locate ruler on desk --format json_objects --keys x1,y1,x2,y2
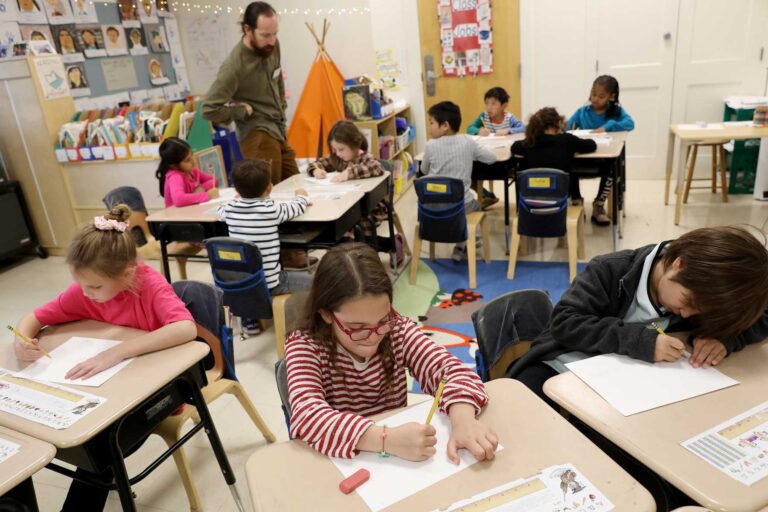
[{"x1": 443, "y1": 478, "x2": 546, "y2": 511}]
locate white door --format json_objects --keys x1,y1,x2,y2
[
  {"x1": 586, "y1": 0, "x2": 679, "y2": 179},
  {"x1": 671, "y1": 0, "x2": 768, "y2": 175}
]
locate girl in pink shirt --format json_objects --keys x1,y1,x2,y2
[
  {"x1": 156, "y1": 137, "x2": 220, "y2": 207},
  {"x1": 13, "y1": 204, "x2": 196, "y2": 511}
]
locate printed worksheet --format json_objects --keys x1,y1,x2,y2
[
  {"x1": 0, "y1": 369, "x2": 105, "y2": 429},
  {"x1": 0, "y1": 437, "x2": 20, "y2": 464},
  {"x1": 682, "y1": 400, "x2": 768, "y2": 486},
  {"x1": 435, "y1": 464, "x2": 613, "y2": 512}
]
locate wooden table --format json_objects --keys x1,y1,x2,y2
[
  {"x1": 544, "y1": 339, "x2": 768, "y2": 512},
  {"x1": 0, "y1": 427, "x2": 54, "y2": 496},
  {"x1": 244, "y1": 379, "x2": 655, "y2": 511},
  {"x1": 0, "y1": 320, "x2": 241, "y2": 511},
  {"x1": 665, "y1": 121, "x2": 768, "y2": 225}
]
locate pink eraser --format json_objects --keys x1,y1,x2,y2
[{"x1": 339, "y1": 469, "x2": 370, "y2": 494}]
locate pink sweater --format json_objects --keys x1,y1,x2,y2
[
  {"x1": 34, "y1": 263, "x2": 193, "y2": 331},
  {"x1": 163, "y1": 168, "x2": 217, "y2": 207}
]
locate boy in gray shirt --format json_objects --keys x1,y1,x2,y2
[{"x1": 422, "y1": 101, "x2": 497, "y2": 260}]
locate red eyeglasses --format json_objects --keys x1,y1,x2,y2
[{"x1": 331, "y1": 307, "x2": 398, "y2": 341}]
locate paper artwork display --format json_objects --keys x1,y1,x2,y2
[
  {"x1": 566, "y1": 352, "x2": 739, "y2": 416},
  {"x1": 163, "y1": 16, "x2": 184, "y2": 67},
  {"x1": 0, "y1": 368, "x2": 105, "y2": 429},
  {"x1": 195, "y1": 146, "x2": 227, "y2": 187},
  {"x1": 0, "y1": 21, "x2": 21, "y2": 58},
  {"x1": 438, "y1": 0, "x2": 493, "y2": 77},
  {"x1": 332, "y1": 399, "x2": 504, "y2": 512},
  {"x1": 51, "y1": 24, "x2": 82, "y2": 62},
  {"x1": 16, "y1": 0, "x2": 45, "y2": 24},
  {"x1": 437, "y1": 464, "x2": 613, "y2": 512},
  {"x1": 117, "y1": 0, "x2": 139, "y2": 27},
  {"x1": 28, "y1": 38, "x2": 54, "y2": 54},
  {"x1": 101, "y1": 56, "x2": 137, "y2": 90},
  {"x1": 20, "y1": 23, "x2": 51, "y2": 43},
  {"x1": 65, "y1": 62, "x2": 88, "y2": 96},
  {"x1": 183, "y1": 13, "x2": 228, "y2": 77},
  {"x1": 102, "y1": 24, "x2": 127, "y2": 56},
  {"x1": 126, "y1": 26, "x2": 146, "y2": 55},
  {"x1": 137, "y1": 0, "x2": 156, "y2": 23},
  {"x1": 68, "y1": 0, "x2": 94, "y2": 23},
  {"x1": 0, "y1": 437, "x2": 20, "y2": 464},
  {"x1": 76, "y1": 24, "x2": 105, "y2": 57},
  {"x1": 374, "y1": 48, "x2": 406, "y2": 90},
  {"x1": 147, "y1": 56, "x2": 168, "y2": 84},
  {"x1": 32, "y1": 53, "x2": 69, "y2": 98},
  {"x1": 41, "y1": 0, "x2": 72, "y2": 24},
  {"x1": 683, "y1": 400, "x2": 768, "y2": 486},
  {"x1": 0, "y1": 0, "x2": 19, "y2": 22},
  {"x1": 144, "y1": 23, "x2": 166, "y2": 52}
]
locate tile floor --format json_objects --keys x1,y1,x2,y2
[{"x1": 0, "y1": 179, "x2": 766, "y2": 511}]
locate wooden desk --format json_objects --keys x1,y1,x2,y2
[
  {"x1": 544, "y1": 339, "x2": 768, "y2": 512},
  {"x1": 0, "y1": 320, "x2": 240, "y2": 511},
  {"x1": 244, "y1": 379, "x2": 654, "y2": 511},
  {"x1": 0, "y1": 428, "x2": 54, "y2": 496},
  {"x1": 665, "y1": 121, "x2": 768, "y2": 225}
]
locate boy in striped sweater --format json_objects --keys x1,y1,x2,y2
[
  {"x1": 218, "y1": 160, "x2": 314, "y2": 303},
  {"x1": 285, "y1": 244, "x2": 497, "y2": 462}
]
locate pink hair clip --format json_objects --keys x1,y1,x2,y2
[{"x1": 93, "y1": 216, "x2": 129, "y2": 232}]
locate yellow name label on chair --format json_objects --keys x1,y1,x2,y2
[
  {"x1": 217, "y1": 249, "x2": 243, "y2": 261},
  {"x1": 426, "y1": 183, "x2": 448, "y2": 193},
  {"x1": 528, "y1": 177, "x2": 551, "y2": 188}
]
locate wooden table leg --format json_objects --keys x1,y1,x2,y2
[
  {"x1": 664, "y1": 130, "x2": 676, "y2": 205},
  {"x1": 674, "y1": 139, "x2": 690, "y2": 225}
]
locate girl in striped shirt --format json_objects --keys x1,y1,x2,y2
[{"x1": 285, "y1": 244, "x2": 498, "y2": 463}]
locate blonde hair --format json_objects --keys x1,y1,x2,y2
[{"x1": 66, "y1": 204, "x2": 137, "y2": 278}]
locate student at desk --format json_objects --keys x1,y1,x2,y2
[
  {"x1": 507, "y1": 226, "x2": 768, "y2": 400},
  {"x1": 285, "y1": 244, "x2": 497, "y2": 463},
  {"x1": 12, "y1": 204, "x2": 196, "y2": 511},
  {"x1": 156, "y1": 137, "x2": 219, "y2": 207}
]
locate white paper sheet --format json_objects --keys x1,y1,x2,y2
[
  {"x1": 435, "y1": 463, "x2": 613, "y2": 512},
  {"x1": 682, "y1": 400, "x2": 768, "y2": 486},
  {"x1": 565, "y1": 352, "x2": 739, "y2": 416},
  {"x1": 677, "y1": 123, "x2": 725, "y2": 130},
  {"x1": 0, "y1": 368, "x2": 105, "y2": 429},
  {"x1": 201, "y1": 187, "x2": 238, "y2": 205},
  {"x1": 16, "y1": 337, "x2": 133, "y2": 387},
  {"x1": 303, "y1": 172, "x2": 349, "y2": 186},
  {"x1": 0, "y1": 437, "x2": 20, "y2": 464},
  {"x1": 331, "y1": 400, "x2": 503, "y2": 512}
]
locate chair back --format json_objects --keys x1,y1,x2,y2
[
  {"x1": 172, "y1": 280, "x2": 237, "y2": 380},
  {"x1": 516, "y1": 168, "x2": 570, "y2": 238},
  {"x1": 102, "y1": 186, "x2": 148, "y2": 213},
  {"x1": 471, "y1": 289, "x2": 552, "y2": 382},
  {"x1": 274, "y1": 359, "x2": 292, "y2": 432},
  {"x1": 414, "y1": 176, "x2": 467, "y2": 243},
  {"x1": 204, "y1": 237, "x2": 274, "y2": 320}
]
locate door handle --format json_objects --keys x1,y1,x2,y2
[{"x1": 424, "y1": 55, "x2": 436, "y2": 97}]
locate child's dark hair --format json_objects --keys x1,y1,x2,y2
[
  {"x1": 524, "y1": 107, "x2": 563, "y2": 148},
  {"x1": 428, "y1": 101, "x2": 461, "y2": 133},
  {"x1": 241, "y1": 1, "x2": 276, "y2": 34},
  {"x1": 156, "y1": 137, "x2": 192, "y2": 197},
  {"x1": 106, "y1": 26, "x2": 119, "y2": 35},
  {"x1": 67, "y1": 204, "x2": 136, "y2": 279},
  {"x1": 230, "y1": 159, "x2": 271, "y2": 198},
  {"x1": 661, "y1": 226, "x2": 768, "y2": 339},
  {"x1": 299, "y1": 244, "x2": 397, "y2": 389},
  {"x1": 484, "y1": 87, "x2": 510, "y2": 105},
  {"x1": 592, "y1": 75, "x2": 622, "y2": 119},
  {"x1": 326, "y1": 120, "x2": 367, "y2": 167}
]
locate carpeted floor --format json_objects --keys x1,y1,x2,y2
[{"x1": 394, "y1": 258, "x2": 586, "y2": 391}]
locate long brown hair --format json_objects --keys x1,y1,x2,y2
[
  {"x1": 327, "y1": 120, "x2": 368, "y2": 167},
  {"x1": 299, "y1": 243, "x2": 396, "y2": 388},
  {"x1": 661, "y1": 225, "x2": 768, "y2": 339},
  {"x1": 66, "y1": 204, "x2": 137, "y2": 280},
  {"x1": 524, "y1": 107, "x2": 563, "y2": 148}
]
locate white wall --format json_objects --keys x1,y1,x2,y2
[{"x1": 176, "y1": 0, "x2": 426, "y2": 152}]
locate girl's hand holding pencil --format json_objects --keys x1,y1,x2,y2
[{"x1": 7, "y1": 325, "x2": 51, "y2": 361}]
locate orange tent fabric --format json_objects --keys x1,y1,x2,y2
[{"x1": 287, "y1": 22, "x2": 345, "y2": 158}]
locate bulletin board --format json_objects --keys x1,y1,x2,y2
[{"x1": 438, "y1": 0, "x2": 493, "y2": 77}]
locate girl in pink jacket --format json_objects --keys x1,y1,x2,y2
[{"x1": 156, "y1": 137, "x2": 219, "y2": 207}]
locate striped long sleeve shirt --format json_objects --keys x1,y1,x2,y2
[
  {"x1": 421, "y1": 135, "x2": 497, "y2": 204},
  {"x1": 285, "y1": 315, "x2": 489, "y2": 458},
  {"x1": 217, "y1": 196, "x2": 308, "y2": 289}
]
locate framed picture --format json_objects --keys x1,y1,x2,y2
[{"x1": 194, "y1": 146, "x2": 227, "y2": 187}]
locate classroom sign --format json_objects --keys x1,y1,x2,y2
[{"x1": 438, "y1": 0, "x2": 492, "y2": 77}]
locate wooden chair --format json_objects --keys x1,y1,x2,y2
[
  {"x1": 682, "y1": 141, "x2": 728, "y2": 203},
  {"x1": 152, "y1": 323, "x2": 275, "y2": 512},
  {"x1": 507, "y1": 169, "x2": 585, "y2": 283}
]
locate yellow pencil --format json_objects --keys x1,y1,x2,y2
[
  {"x1": 425, "y1": 376, "x2": 448, "y2": 425},
  {"x1": 6, "y1": 325, "x2": 51, "y2": 358},
  {"x1": 650, "y1": 322, "x2": 666, "y2": 335},
  {"x1": 291, "y1": 175, "x2": 300, "y2": 189}
]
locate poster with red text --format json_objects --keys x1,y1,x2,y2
[{"x1": 439, "y1": 0, "x2": 492, "y2": 77}]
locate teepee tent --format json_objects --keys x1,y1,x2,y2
[{"x1": 287, "y1": 20, "x2": 345, "y2": 158}]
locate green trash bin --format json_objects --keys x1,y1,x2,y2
[{"x1": 723, "y1": 104, "x2": 759, "y2": 194}]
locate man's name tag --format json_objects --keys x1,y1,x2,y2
[{"x1": 272, "y1": 67, "x2": 281, "y2": 80}]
